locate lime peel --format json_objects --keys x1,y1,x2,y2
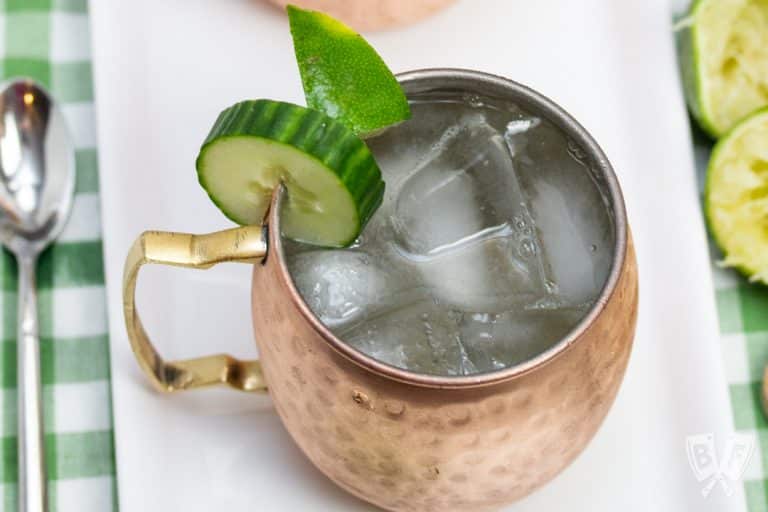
[{"x1": 287, "y1": 4, "x2": 411, "y2": 136}]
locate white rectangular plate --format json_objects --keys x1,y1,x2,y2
[{"x1": 90, "y1": 0, "x2": 747, "y2": 510}]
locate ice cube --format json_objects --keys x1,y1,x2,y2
[
  {"x1": 528, "y1": 179, "x2": 604, "y2": 304},
  {"x1": 289, "y1": 248, "x2": 427, "y2": 330},
  {"x1": 458, "y1": 305, "x2": 590, "y2": 373},
  {"x1": 392, "y1": 113, "x2": 526, "y2": 255},
  {"x1": 508, "y1": 118, "x2": 613, "y2": 306},
  {"x1": 408, "y1": 233, "x2": 550, "y2": 313},
  {"x1": 288, "y1": 250, "x2": 387, "y2": 329},
  {"x1": 339, "y1": 300, "x2": 476, "y2": 376},
  {"x1": 390, "y1": 113, "x2": 552, "y2": 312},
  {"x1": 503, "y1": 117, "x2": 541, "y2": 160}
]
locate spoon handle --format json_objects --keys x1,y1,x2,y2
[{"x1": 16, "y1": 255, "x2": 47, "y2": 512}]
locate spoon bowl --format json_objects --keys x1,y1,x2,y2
[{"x1": 0, "y1": 80, "x2": 74, "y2": 252}]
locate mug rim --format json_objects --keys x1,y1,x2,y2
[{"x1": 270, "y1": 67, "x2": 629, "y2": 389}]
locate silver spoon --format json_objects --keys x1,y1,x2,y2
[{"x1": 0, "y1": 79, "x2": 75, "y2": 512}]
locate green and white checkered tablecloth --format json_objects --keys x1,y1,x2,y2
[
  {"x1": 0, "y1": 1, "x2": 117, "y2": 510},
  {"x1": 690, "y1": 124, "x2": 768, "y2": 511}
]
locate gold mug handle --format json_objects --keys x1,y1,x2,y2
[{"x1": 122, "y1": 225, "x2": 269, "y2": 393}]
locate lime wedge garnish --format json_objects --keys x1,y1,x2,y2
[
  {"x1": 679, "y1": 0, "x2": 768, "y2": 137},
  {"x1": 287, "y1": 4, "x2": 411, "y2": 136},
  {"x1": 197, "y1": 100, "x2": 385, "y2": 247},
  {"x1": 706, "y1": 107, "x2": 768, "y2": 283}
]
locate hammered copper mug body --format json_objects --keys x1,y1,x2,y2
[{"x1": 123, "y1": 69, "x2": 638, "y2": 512}]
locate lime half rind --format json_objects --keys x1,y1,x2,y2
[
  {"x1": 678, "y1": 0, "x2": 768, "y2": 138},
  {"x1": 705, "y1": 107, "x2": 768, "y2": 284}
]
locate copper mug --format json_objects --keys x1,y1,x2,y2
[{"x1": 123, "y1": 69, "x2": 638, "y2": 511}]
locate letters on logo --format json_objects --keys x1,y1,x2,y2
[{"x1": 686, "y1": 432, "x2": 754, "y2": 497}]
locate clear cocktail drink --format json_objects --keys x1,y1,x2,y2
[{"x1": 286, "y1": 89, "x2": 615, "y2": 376}]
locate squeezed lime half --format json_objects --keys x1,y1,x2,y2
[
  {"x1": 679, "y1": 0, "x2": 768, "y2": 137},
  {"x1": 706, "y1": 107, "x2": 768, "y2": 283}
]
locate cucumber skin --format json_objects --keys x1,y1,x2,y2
[{"x1": 196, "y1": 100, "x2": 385, "y2": 245}]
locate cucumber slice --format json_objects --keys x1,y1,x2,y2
[
  {"x1": 196, "y1": 100, "x2": 385, "y2": 247},
  {"x1": 705, "y1": 107, "x2": 768, "y2": 284}
]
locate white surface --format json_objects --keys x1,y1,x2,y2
[{"x1": 89, "y1": 0, "x2": 745, "y2": 510}]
